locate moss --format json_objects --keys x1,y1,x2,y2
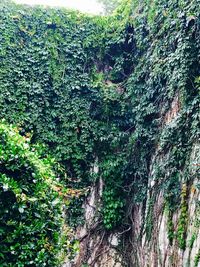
[
  {"x1": 145, "y1": 197, "x2": 155, "y2": 241},
  {"x1": 164, "y1": 173, "x2": 181, "y2": 245},
  {"x1": 194, "y1": 250, "x2": 200, "y2": 267},
  {"x1": 177, "y1": 184, "x2": 188, "y2": 250},
  {"x1": 167, "y1": 214, "x2": 174, "y2": 245},
  {"x1": 188, "y1": 233, "x2": 196, "y2": 249}
]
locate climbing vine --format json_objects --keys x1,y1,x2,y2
[{"x1": 0, "y1": 0, "x2": 199, "y2": 250}]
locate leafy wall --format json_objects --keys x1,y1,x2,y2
[
  {"x1": 0, "y1": 0, "x2": 135, "y2": 230},
  {"x1": 0, "y1": 0, "x2": 200, "y2": 265}
]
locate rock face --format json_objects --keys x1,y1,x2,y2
[
  {"x1": 69, "y1": 140, "x2": 200, "y2": 267},
  {"x1": 68, "y1": 178, "x2": 125, "y2": 267}
]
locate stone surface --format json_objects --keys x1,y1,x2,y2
[{"x1": 65, "y1": 143, "x2": 200, "y2": 267}]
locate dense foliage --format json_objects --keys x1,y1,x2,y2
[
  {"x1": 0, "y1": 0, "x2": 134, "y2": 230},
  {"x1": 0, "y1": 121, "x2": 66, "y2": 266},
  {"x1": 0, "y1": 1, "x2": 200, "y2": 265}
]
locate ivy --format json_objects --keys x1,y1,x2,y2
[
  {"x1": 177, "y1": 184, "x2": 188, "y2": 250},
  {"x1": 0, "y1": 0, "x2": 200, "y2": 248}
]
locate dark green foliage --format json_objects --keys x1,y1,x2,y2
[
  {"x1": 0, "y1": 0, "x2": 135, "y2": 230},
  {"x1": 165, "y1": 173, "x2": 181, "y2": 244},
  {"x1": 188, "y1": 233, "x2": 196, "y2": 249},
  {"x1": 145, "y1": 197, "x2": 155, "y2": 241},
  {"x1": 194, "y1": 250, "x2": 200, "y2": 267},
  {"x1": 126, "y1": 0, "x2": 200, "y2": 240},
  {"x1": 0, "y1": 3, "x2": 103, "y2": 186},
  {"x1": 177, "y1": 184, "x2": 188, "y2": 250},
  {"x1": 103, "y1": 187, "x2": 124, "y2": 229},
  {"x1": 0, "y1": 122, "x2": 66, "y2": 266},
  {"x1": 0, "y1": 0, "x2": 199, "y2": 242},
  {"x1": 66, "y1": 197, "x2": 85, "y2": 228}
]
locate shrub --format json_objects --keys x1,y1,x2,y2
[{"x1": 0, "y1": 121, "x2": 66, "y2": 266}]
